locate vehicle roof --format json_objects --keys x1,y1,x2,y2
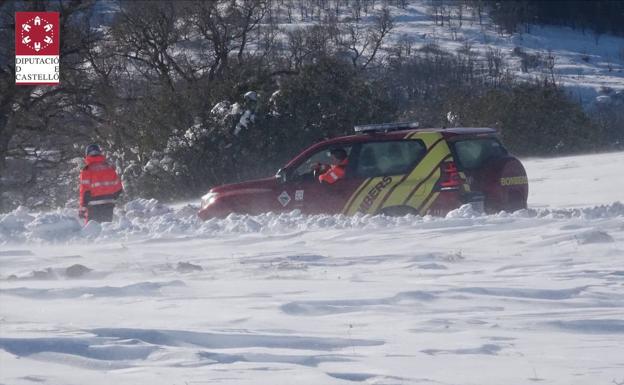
[
  {"x1": 284, "y1": 127, "x2": 498, "y2": 169},
  {"x1": 322, "y1": 127, "x2": 497, "y2": 145}
]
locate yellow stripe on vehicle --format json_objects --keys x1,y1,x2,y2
[
  {"x1": 366, "y1": 174, "x2": 408, "y2": 214},
  {"x1": 380, "y1": 139, "x2": 449, "y2": 210},
  {"x1": 344, "y1": 176, "x2": 389, "y2": 215},
  {"x1": 345, "y1": 131, "x2": 452, "y2": 216},
  {"x1": 419, "y1": 191, "x2": 440, "y2": 216},
  {"x1": 413, "y1": 132, "x2": 443, "y2": 149},
  {"x1": 404, "y1": 168, "x2": 441, "y2": 209},
  {"x1": 342, "y1": 177, "x2": 374, "y2": 214},
  {"x1": 355, "y1": 176, "x2": 396, "y2": 214}
]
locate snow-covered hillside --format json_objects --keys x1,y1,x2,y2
[
  {"x1": 378, "y1": 3, "x2": 624, "y2": 105},
  {"x1": 386, "y1": 3, "x2": 624, "y2": 104},
  {"x1": 1, "y1": 151, "x2": 623, "y2": 385},
  {"x1": 276, "y1": 1, "x2": 624, "y2": 105},
  {"x1": 95, "y1": 0, "x2": 624, "y2": 106}
]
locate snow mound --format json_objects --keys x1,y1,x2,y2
[
  {"x1": 6, "y1": 264, "x2": 93, "y2": 281},
  {"x1": 81, "y1": 220, "x2": 102, "y2": 238},
  {"x1": 575, "y1": 230, "x2": 615, "y2": 244},
  {"x1": 0, "y1": 206, "x2": 35, "y2": 242},
  {"x1": 445, "y1": 204, "x2": 483, "y2": 219},
  {"x1": 532, "y1": 201, "x2": 624, "y2": 219},
  {"x1": 25, "y1": 212, "x2": 82, "y2": 241},
  {"x1": 124, "y1": 198, "x2": 172, "y2": 218},
  {"x1": 1, "y1": 199, "x2": 623, "y2": 245}
]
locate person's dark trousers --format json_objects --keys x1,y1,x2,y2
[{"x1": 87, "y1": 203, "x2": 115, "y2": 223}]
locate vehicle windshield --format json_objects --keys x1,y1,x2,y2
[{"x1": 451, "y1": 138, "x2": 508, "y2": 170}]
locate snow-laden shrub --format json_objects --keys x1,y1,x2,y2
[{"x1": 112, "y1": 91, "x2": 260, "y2": 202}]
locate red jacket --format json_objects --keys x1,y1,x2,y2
[
  {"x1": 318, "y1": 159, "x2": 348, "y2": 184},
  {"x1": 79, "y1": 155, "x2": 123, "y2": 208}
]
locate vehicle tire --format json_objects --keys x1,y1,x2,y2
[
  {"x1": 380, "y1": 206, "x2": 418, "y2": 217},
  {"x1": 480, "y1": 157, "x2": 528, "y2": 213},
  {"x1": 506, "y1": 190, "x2": 527, "y2": 212}
]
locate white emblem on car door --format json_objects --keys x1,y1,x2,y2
[{"x1": 278, "y1": 191, "x2": 291, "y2": 207}]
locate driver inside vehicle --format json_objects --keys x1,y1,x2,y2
[{"x1": 313, "y1": 148, "x2": 349, "y2": 184}]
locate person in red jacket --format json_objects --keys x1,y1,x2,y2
[
  {"x1": 315, "y1": 148, "x2": 349, "y2": 184},
  {"x1": 79, "y1": 144, "x2": 123, "y2": 223}
]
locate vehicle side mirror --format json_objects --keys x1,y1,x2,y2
[{"x1": 275, "y1": 168, "x2": 287, "y2": 184}]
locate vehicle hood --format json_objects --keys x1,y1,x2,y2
[{"x1": 208, "y1": 177, "x2": 277, "y2": 195}]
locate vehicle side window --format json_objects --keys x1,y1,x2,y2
[
  {"x1": 292, "y1": 146, "x2": 353, "y2": 180},
  {"x1": 354, "y1": 140, "x2": 426, "y2": 178},
  {"x1": 452, "y1": 138, "x2": 508, "y2": 169}
]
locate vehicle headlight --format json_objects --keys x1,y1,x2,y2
[{"x1": 201, "y1": 192, "x2": 219, "y2": 208}]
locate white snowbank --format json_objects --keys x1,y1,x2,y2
[
  {"x1": 2, "y1": 151, "x2": 624, "y2": 245},
  {"x1": 26, "y1": 212, "x2": 82, "y2": 241},
  {"x1": 1, "y1": 199, "x2": 622, "y2": 245},
  {"x1": 0, "y1": 206, "x2": 34, "y2": 242}
]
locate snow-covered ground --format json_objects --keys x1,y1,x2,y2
[{"x1": 1, "y1": 151, "x2": 623, "y2": 385}]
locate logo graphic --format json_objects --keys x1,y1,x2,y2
[
  {"x1": 500, "y1": 176, "x2": 528, "y2": 186},
  {"x1": 359, "y1": 176, "x2": 393, "y2": 212},
  {"x1": 15, "y1": 12, "x2": 60, "y2": 85},
  {"x1": 295, "y1": 190, "x2": 304, "y2": 201},
  {"x1": 278, "y1": 191, "x2": 291, "y2": 207}
]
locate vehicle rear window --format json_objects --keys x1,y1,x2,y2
[
  {"x1": 355, "y1": 140, "x2": 426, "y2": 177},
  {"x1": 451, "y1": 138, "x2": 508, "y2": 170}
]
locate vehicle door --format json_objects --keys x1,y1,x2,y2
[
  {"x1": 278, "y1": 145, "x2": 363, "y2": 215},
  {"x1": 341, "y1": 139, "x2": 429, "y2": 215}
]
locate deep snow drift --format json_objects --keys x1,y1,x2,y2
[{"x1": 1, "y1": 151, "x2": 623, "y2": 385}]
